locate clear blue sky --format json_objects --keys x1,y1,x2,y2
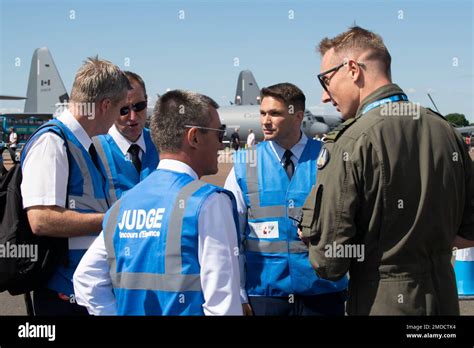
[{"x1": 1, "y1": 0, "x2": 473, "y2": 121}]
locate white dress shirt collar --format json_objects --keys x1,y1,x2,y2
[
  {"x1": 108, "y1": 124, "x2": 146, "y2": 156},
  {"x1": 157, "y1": 159, "x2": 198, "y2": 180},
  {"x1": 269, "y1": 131, "x2": 308, "y2": 163},
  {"x1": 57, "y1": 108, "x2": 92, "y2": 151}
]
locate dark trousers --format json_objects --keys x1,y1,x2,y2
[
  {"x1": 248, "y1": 291, "x2": 347, "y2": 316},
  {"x1": 0, "y1": 147, "x2": 7, "y2": 174},
  {"x1": 33, "y1": 287, "x2": 89, "y2": 316},
  {"x1": 0, "y1": 161, "x2": 6, "y2": 175},
  {"x1": 8, "y1": 146, "x2": 17, "y2": 163}
]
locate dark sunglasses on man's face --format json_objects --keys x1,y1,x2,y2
[{"x1": 120, "y1": 100, "x2": 148, "y2": 116}]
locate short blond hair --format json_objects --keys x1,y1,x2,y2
[
  {"x1": 318, "y1": 26, "x2": 391, "y2": 76},
  {"x1": 70, "y1": 56, "x2": 130, "y2": 104}
]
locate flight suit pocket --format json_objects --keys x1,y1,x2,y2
[{"x1": 300, "y1": 184, "x2": 323, "y2": 238}]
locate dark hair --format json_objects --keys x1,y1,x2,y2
[
  {"x1": 260, "y1": 83, "x2": 306, "y2": 113},
  {"x1": 150, "y1": 90, "x2": 219, "y2": 153},
  {"x1": 124, "y1": 71, "x2": 147, "y2": 99}
]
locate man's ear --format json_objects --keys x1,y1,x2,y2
[
  {"x1": 295, "y1": 110, "x2": 305, "y2": 122},
  {"x1": 349, "y1": 59, "x2": 362, "y2": 81},
  {"x1": 97, "y1": 98, "x2": 111, "y2": 116},
  {"x1": 186, "y1": 127, "x2": 200, "y2": 149}
]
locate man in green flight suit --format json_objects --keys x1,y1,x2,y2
[{"x1": 299, "y1": 26, "x2": 474, "y2": 315}]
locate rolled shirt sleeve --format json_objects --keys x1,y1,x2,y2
[{"x1": 21, "y1": 132, "x2": 69, "y2": 208}]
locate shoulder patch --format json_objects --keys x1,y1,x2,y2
[
  {"x1": 322, "y1": 117, "x2": 357, "y2": 143},
  {"x1": 317, "y1": 147, "x2": 330, "y2": 169}
]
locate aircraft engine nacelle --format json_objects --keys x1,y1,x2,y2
[{"x1": 308, "y1": 122, "x2": 330, "y2": 138}]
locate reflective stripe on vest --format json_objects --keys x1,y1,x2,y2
[
  {"x1": 92, "y1": 131, "x2": 159, "y2": 205},
  {"x1": 244, "y1": 149, "x2": 303, "y2": 254},
  {"x1": 245, "y1": 239, "x2": 308, "y2": 253},
  {"x1": 62, "y1": 135, "x2": 108, "y2": 250},
  {"x1": 245, "y1": 156, "x2": 302, "y2": 221},
  {"x1": 104, "y1": 180, "x2": 207, "y2": 292},
  {"x1": 92, "y1": 137, "x2": 119, "y2": 204}
]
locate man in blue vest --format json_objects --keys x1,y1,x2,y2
[
  {"x1": 73, "y1": 90, "x2": 243, "y2": 315},
  {"x1": 93, "y1": 71, "x2": 159, "y2": 204},
  {"x1": 225, "y1": 83, "x2": 348, "y2": 315},
  {"x1": 21, "y1": 57, "x2": 131, "y2": 315}
]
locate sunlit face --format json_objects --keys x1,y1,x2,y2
[
  {"x1": 260, "y1": 96, "x2": 300, "y2": 142},
  {"x1": 115, "y1": 79, "x2": 148, "y2": 142},
  {"x1": 320, "y1": 48, "x2": 360, "y2": 120}
]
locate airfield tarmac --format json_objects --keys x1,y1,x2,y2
[{"x1": 1, "y1": 149, "x2": 474, "y2": 315}]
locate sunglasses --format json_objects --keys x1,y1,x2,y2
[
  {"x1": 184, "y1": 124, "x2": 226, "y2": 143},
  {"x1": 120, "y1": 100, "x2": 148, "y2": 116},
  {"x1": 317, "y1": 59, "x2": 365, "y2": 93}
]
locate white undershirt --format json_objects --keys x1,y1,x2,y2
[
  {"x1": 107, "y1": 124, "x2": 146, "y2": 161},
  {"x1": 9, "y1": 132, "x2": 18, "y2": 146},
  {"x1": 73, "y1": 159, "x2": 243, "y2": 316},
  {"x1": 246, "y1": 132, "x2": 255, "y2": 147}
]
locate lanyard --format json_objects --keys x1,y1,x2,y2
[{"x1": 361, "y1": 94, "x2": 408, "y2": 115}]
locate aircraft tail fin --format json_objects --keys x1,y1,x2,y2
[
  {"x1": 24, "y1": 47, "x2": 69, "y2": 113},
  {"x1": 234, "y1": 70, "x2": 260, "y2": 105}
]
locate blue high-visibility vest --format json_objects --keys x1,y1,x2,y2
[
  {"x1": 233, "y1": 139, "x2": 348, "y2": 296},
  {"x1": 93, "y1": 128, "x2": 159, "y2": 204},
  {"x1": 103, "y1": 169, "x2": 239, "y2": 315},
  {"x1": 22, "y1": 119, "x2": 109, "y2": 297}
]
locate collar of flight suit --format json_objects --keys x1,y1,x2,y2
[{"x1": 355, "y1": 83, "x2": 405, "y2": 119}]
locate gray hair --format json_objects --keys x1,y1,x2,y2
[
  {"x1": 151, "y1": 90, "x2": 219, "y2": 153},
  {"x1": 70, "y1": 56, "x2": 131, "y2": 105}
]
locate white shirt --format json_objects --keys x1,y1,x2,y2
[
  {"x1": 246, "y1": 132, "x2": 255, "y2": 147},
  {"x1": 107, "y1": 124, "x2": 146, "y2": 161},
  {"x1": 73, "y1": 159, "x2": 243, "y2": 316},
  {"x1": 21, "y1": 109, "x2": 91, "y2": 208},
  {"x1": 224, "y1": 133, "x2": 309, "y2": 300},
  {"x1": 9, "y1": 132, "x2": 18, "y2": 146}
]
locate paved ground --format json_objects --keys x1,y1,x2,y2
[{"x1": 1, "y1": 149, "x2": 474, "y2": 315}]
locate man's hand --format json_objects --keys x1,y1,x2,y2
[
  {"x1": 242, "y1": 303, "x2": 253, "y2": 316},
  {"x1": 297, "y1": 228, "x2": 310, "y2": 246}
]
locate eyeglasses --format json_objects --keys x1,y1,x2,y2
[
  {"x1": 184, "y1": 124, "x2": 226, "y2": 143},
  {"x1": 317, "y1": 59, "x2": 364, "y2": 93},
  {"x1": 120, "y1": 100, "x2": 148, "y2": 116}
]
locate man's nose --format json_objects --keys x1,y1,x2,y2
[
  {"x1": 321, "y1": 89, "x2": 332, "y2": 104},
  {"x1": 129, "y1": 109, "x2": 138, "y2": 121},
  {"x1": 261, "y1": 113, "x2": 271, "y2": 125}
]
